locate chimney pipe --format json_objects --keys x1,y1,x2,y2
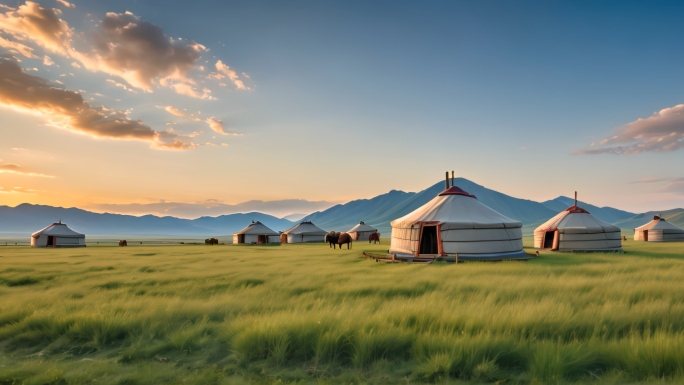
[
  {"x1": 445, "y1": 172, "x2": 449, "y2": 189},
  {"x1": 451, "y1": 170, "x2": 454, "y2": 187},
  {"x1": 574, "y1": 191, "x2": 577, "y2": 207}
]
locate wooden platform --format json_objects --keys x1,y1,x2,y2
[{"x1": 362, "y1": 252, "x2": 440, "y2": 264}]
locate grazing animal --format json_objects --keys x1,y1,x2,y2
[
  {"x1": 368, "y1": 232, "x2": 380, "y2": 244},
  {"x1": 325, "y1": 231, "x2": 340, "y2": 248},
  {"x1": 622, "y1": 235, "x2": 627, "y2": 241},
  {"x1": 205, "y1": 238, "x2": 219, "y2": 245},
  {"x1": 337, "y1": 232, "x2": 353, "y2": 249},
  {"x1": 535, "y1": 251, "x2": 540, "y2": 257},
  {"x1": 118, "y1": 240, "x2": 127, "y2": 247}
]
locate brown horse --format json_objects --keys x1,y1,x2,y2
[
  {"x1": 118, "y1": 240, "x2": 127, "y2": 247},
  {"x1": 205, "y1": 238, "x2": 219, "y2": 245},
  {"x1": 325, "y1": 231, "x2": 339, "y2": 248},
  {"x1": 368, "y1": 232, "x2": 380, "y2": 244},
  {"x1": 337, "y1": 232, "x2": 352, "y2": 249}
]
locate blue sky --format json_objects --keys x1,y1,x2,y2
[{"x1": 1, "y1": 0, "x2": 684, "y2": 216}]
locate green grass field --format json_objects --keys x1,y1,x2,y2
[{"x1": 1, "y1": 239, "x2": 684, "y2": 384}]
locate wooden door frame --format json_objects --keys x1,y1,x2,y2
[{"x1": 415, "y1": 221, "x2": 444, "y2": 257}]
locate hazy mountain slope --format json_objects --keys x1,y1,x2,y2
[
  {"x1": 301, "y1": 178, "x2": 558, "y2": 233},
  {"x1": 541, "y1": 196, "x2": 635, "y2": 223},
  {"x1": 613, "y1": 209, "x2": 684, "y2": 230},
  {"x1": 300, "y1": 190, "x2": 415, "y2": 232},
  {"x1": 0, "y1": 204, "x2": 292, "y2": 237}
]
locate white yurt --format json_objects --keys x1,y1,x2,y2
[
  {"x1": 281, "y1": 221, "x2": 327, "y2": 243},
  {"x1": 31, "y1": 222, "x2": 85, "y2": 248},
  {"x1": 347, "y1": 221, "x2": 378, "y2": 241},
  {"x1": 233, "y1": 221, "x2": 280, "y2": 244},
  {"x1": 534, "y1": 195, "x2": 622, "y2": 251},
  {"x1": 634, "y1": 216, "x2": 684, "y2": 242},
  {"x1": 389, "y1": 185, "x2": 527, "y2": 261}
]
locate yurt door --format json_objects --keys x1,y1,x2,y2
[
  {"x1": 643, "y1": 230, "x2": 648, "y2": 241},
  {"x1": 280, "y1": 233, "x2": 287, "y2": 243},
  {"x1": 419, "y1": 225, "x2": 438, "y2": 255},
  {"x1": 543, "y1": 232, "x2": 554, "y2": 249},
  {"x1": 47, "y1": 236, "x2": 55, "y2": 247},
  {"x1": 258, "y1": 235, "x2": 266, "y2": 244}
]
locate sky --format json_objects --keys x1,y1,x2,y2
[{"x1": 1, "y1": 0, "x2": 684, "y2": 217}]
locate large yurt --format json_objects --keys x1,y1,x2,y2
[
  {"x1": 347, "y1": 221, "x2": 378, "y2": 241},
  {"x1": 280, "y1": 221, "x2": 327, "y2": 243},
  {"x1": 31, "y1": 222, "x2": 85, "y2": 248},
  {"x1": 534, "y1": 194, "x2": 622, "y2": 251},
  {"x1": 634, "y1": 216, "x2": 684, "y2": 242},
  {"x1": 233, "y1": 221, "x2": 280, "y2": 244},
  {"x1": 389, "y1": 183, "x2": 527, "y2": 261}
]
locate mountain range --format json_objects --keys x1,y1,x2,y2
[{"x1": 1, "y1": 178, "x2": 682, "y2": 239}]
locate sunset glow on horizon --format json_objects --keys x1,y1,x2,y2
[{"x1": 2, "y1": 0, "x2": 684, "y2": 217}]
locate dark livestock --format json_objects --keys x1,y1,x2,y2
[
  {"x1": 205, "y1": 238, "x2": 219, "y2": 245},
  {"x1": 325, "y1": 231, "x2": 340, "y2": 248},
  {"x1": 337, "y1": 232, "x2": 353, "y2": 249},
  {"x1": 368, "y1": 232, "x2": 380, "y2": 244}
]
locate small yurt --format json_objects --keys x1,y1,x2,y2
[
  {"x1": 347, "y1": 221, "x2": 378, "y2": 241},
  {"x1": 634, "y1": 216, "x2": 684, "y2": 242},
  {"x1": 389, "y1": 180, "x2": 527, "y2": 261},
  {"x1": 534, "y1": 193, "x2": 622, "y2": 251},
  {"x1": 31, "y1": 222, "x2": 85, "y2": 248},
  {"x1": 280, "y1": 221, "x2": 327, "y2": 243},
  {"x1": 233, "y1": 221, "x2": 280, "y2": 244}
]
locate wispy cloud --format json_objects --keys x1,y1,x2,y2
[
  {"x1": 0, "y1": 59, "x2": 196, "y2": 150},
  {"x1": 575, "y1": 104, "x2": 684, "y2": 155},
  {"x1": 55, "y1": 0, "x2": 75, "y2": 8},
  {"x1": 0, "y1": 163, "x2": 54, "y2": 177},
  {"x1": 0, "y1": 35, "x2": 38, "y2": 58},
  {"x1": 163, "y1": 105, "x2": 200, "y2": 121},
  {"x1": 664, "y1": 178, "x2": 684, "y2": 195},
  {"x1": 205, "y1": 116, "x2": 241, "y2": 136},
  {"x1": 0, "y1": 186, "x2": 41, "y2": 194},
  {"x1": 213, "y1": 59, "x2": 248, "y2": 90}
]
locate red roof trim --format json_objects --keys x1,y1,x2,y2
[
  {"x1": 438, "y1": 186, "x2": 477, "y2": 199},
  {"x1": 565, "y1": 205, "x2": 590, "y2": 214}
]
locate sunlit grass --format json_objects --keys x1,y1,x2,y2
[{"x1": 1, "y1": 238, "x2": 684, "y2": 383}]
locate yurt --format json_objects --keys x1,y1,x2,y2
[
  {"x1": 389, "y1": 180, "x2": 527, "y2": 261},
  {"x1": 280, "y1": 221, "x2": 327, "y2": 243},
  {"x1": 233, "y1": 221, "x2": 280, "y2": 244},
  {"x1": 534, "y1": 194, "x2": 622, "y2": 251},
  {"x1": 31, "y1": 222, "x2": 85, "y2": 248},
  {"x1": 347, "y1": 221, "x2": 378, "y2": 241},
  {"x1": 634, "y1": 216, "x2": 684, "y2": 242}
]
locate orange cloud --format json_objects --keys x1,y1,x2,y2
[
  {"x1": 0, "y1": 186, "x2": 41, "y2": 194},
  {"x1": 0, "y1": 1, "x2": 72, "y2": 54},
  {"x1": 0, "y1": 59, "x2": 196, "y2": 150},
  {"x1": 0, "y1": 35, "x2": 38, "y2": 58},
  {"x1": 164, "y1": 105, "x2": 200, "y2": 121},
  {"x1": 205, "y1": 116, "x2": 241, "y2": 136},
  {"x1": 0, "y1": 163, "x2": 54, "y2": 177},
  {"x1": 214, "y1": 59, "x2": 247, "y2": 90},
  {"x1": 576, "y1": 104, "x2": 684, "y2": 155}
]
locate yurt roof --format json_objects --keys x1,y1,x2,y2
[
  {"x1": 283, "y1": 221, "x2": 327, "y2": 235},
  {"x1": 234, "y1": 221, "x2": 278, "y2": 235},
  {"x1": 31, "y1": 222, "x2": 84, "y2": 238},
  {"x1": 391, "y1": 186, "x2": 521, "y2": 230},
  {"x1": 635, "y1": 216, "x2": 684, "y2": 233},
  {"x1": 347, "y1": 221, "x2": 377, "y2": 233},
  {"x1": 535, "y1": 206, "x2": 620, "y2": 234}
]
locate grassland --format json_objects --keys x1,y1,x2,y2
[{"x1": 1, "y1": 239, "x2": 684, "y2": 384}]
